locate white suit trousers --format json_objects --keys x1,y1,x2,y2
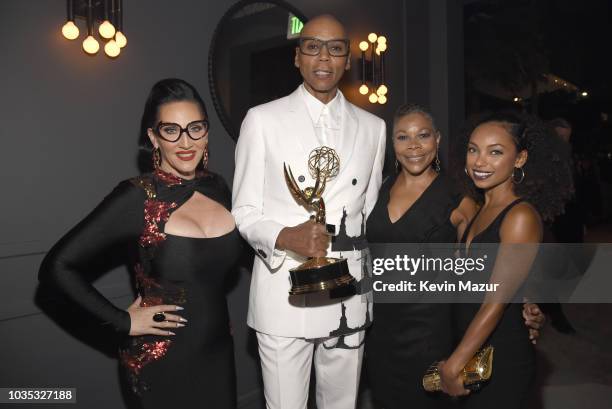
[{"x1": 256, "y1": 331, "x2": 365, "y2": 409}]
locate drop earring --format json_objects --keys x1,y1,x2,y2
[
  {"x1": 433, "y1": 150, "x2": 441, "y2": 173},
  {"x1": 202, "y1": 145, "x2": 209, "y2": 169},
  {"x1": 152, "y1": 147, "x2": 161, "y2": 170}
]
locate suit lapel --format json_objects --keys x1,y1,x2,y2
[
  {"x1": 324, "y1": 94, "x2": 358, "y2": 198},
  {"x1": 287, "y1": 87, "x2": 319, "y2": 159},
  {"x1": 285, "y1": 87, "x2": 359, "y2": 199}
]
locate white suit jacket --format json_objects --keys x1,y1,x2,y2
[{"x1": 232, "y1": 86, "x2": 386, "y2": 339}]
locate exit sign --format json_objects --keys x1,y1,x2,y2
[{"x1": 287, "y1": 13, "x2": 304, "y2": 39}]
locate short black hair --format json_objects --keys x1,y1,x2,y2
[
  {"x1": 137, "y1": 78, "x2": 208, "y2": 173},
  {"x1": 393, "y1": 103, "x2": 438, "y2": 131}
]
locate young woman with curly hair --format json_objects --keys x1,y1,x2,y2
[{"x1": 440, "y1": 111, "x2": 573, "y2": 408}]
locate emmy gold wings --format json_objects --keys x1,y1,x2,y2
[
  {"x1": 302, "y1": 168, "x2": 326, "y2": 204},
  {"x1": 284, "y1": 163, "x2": 327, "y2": 205},
  {"x1": 284, "y1": 163, "x2": 309, "y2": 204}
]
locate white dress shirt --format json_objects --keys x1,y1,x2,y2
[{"x1": 300, "y1": 84, "x2": 342, "y2": 148}]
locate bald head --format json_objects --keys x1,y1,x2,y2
[
  {"x1": 295, "y1": 14, "x2": 350, "y2": 103},
  {"x1": 301, "y1": 14, "x2": 347, "y2": 40}
]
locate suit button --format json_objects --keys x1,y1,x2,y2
[{"x1": 258, "y1": 249, "x2": 268, "y2": 258}]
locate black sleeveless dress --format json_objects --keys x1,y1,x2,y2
[
  {"x1": 365, "y1": 173, "x2": 462, "y2": 409},
  {"x1": 39, "y1": 169, "x2": 241, "y2": 408},
  {"x1": 455, "y1": 198, "x2": 535, "y2": 409}
]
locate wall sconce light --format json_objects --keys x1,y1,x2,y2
[
  {"x1": 61, "y1": 0, "x2": 127, "y2": 58},
  {"x1": 358, "y1": 33, "x2": 388, "y2": 104}
]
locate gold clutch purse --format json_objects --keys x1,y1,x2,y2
[{"x1": 422, "y1": 345, "x2": 494, "y2": 392}]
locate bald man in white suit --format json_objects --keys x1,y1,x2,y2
[{"x1": 232, "y1": 15, "x2": 385, "y2": 409}]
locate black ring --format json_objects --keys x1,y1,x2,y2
[{"x1": 153, "y1": 312, "x2": 166, "y2": 323}]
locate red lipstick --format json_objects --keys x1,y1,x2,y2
[{"x1": 176, "y1": 150, "x2": 196, "y2": 161}]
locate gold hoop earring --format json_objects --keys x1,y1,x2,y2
[
  {"x1": 152, "y1": 147, "x2": 162, "y2": 170},
  {"x1": 464, "y1": 167, "x2": 469, "y2": 176},
  {"x1": 202, "y1": 145, "x2": 209, "y2": 169},
  {"x1": 395, "y1": 159, "x2": 400, "y2": 173},
  {"x1": 512, "y1": 167, "x2": 525, "y2": 184}
]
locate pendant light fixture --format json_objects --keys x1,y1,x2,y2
[
  {"x1": 61, "y1": 0, "x2": 80, "y2": 40},
  {"x1": 60, "y1": 0, "x2": 127, "y2": 59},
  {"x1": 114, "y1": 0, "x2": 127, "y2": 48},
  {"x1": 82, "y1": 0, "x2": 100, "y2": 55},
  {"x1": 98, "y1": 0, "x2": 116, "y2": 39}
]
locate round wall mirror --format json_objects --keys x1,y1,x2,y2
[{"x1": 208, "y1": 0, "x2": 308, "y2": 141}]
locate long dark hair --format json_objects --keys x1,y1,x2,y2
[
  {"x1": 450, "y1": 110, "x2": 573, "y2": 221},
  {"x1": 137, "y1": 78, "x2": 209, "y2": 173}
]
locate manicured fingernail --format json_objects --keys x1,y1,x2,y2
[
  {"x1": 168, "y1": 331, "x2": 176, "y2": 335},
  {"x1": 180, "y1": 318, "x2": 188, "y2": 322},
  {"x1": 177, "y1": 323, "x2": 185, "y2": 328},
  {"x1": 176, "y1": 306, "x2": 184, "y2": 310}
]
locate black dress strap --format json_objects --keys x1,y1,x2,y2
[
  {"x1": 499, "y1": 197, "x2": 525, "y2": 217},
  {"x1": 461, "y1": 198, "x2": 525, "y2": 245},
  {"x1": 460, "y1": 205, "x2": 482, "y2": 244},
  {"x1": 489, "y1": 198, "x2": 526, "y2": 232}
]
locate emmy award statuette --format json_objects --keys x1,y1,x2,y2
[{"x1": 283, "y1": 147, "x2": 356, "y2": 295}]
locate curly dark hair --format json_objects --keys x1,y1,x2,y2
[{"x1": 449, "y1": 111, "x2": 574, "y2": 221}]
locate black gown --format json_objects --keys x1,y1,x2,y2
[
  {"x1": 455, "y1": 198, "x2": 535, "y2": 409},
  {"x1": 365, "y1": 173, "x2": 462, "y2": 409},
  {"x1": 39, "y1": 169, "x2": 240, "y2": 409}
]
